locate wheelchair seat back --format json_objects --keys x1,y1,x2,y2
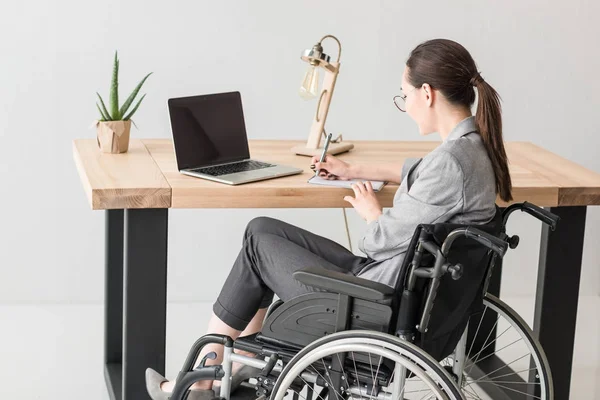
[{"x1": 396, "y1": 206, "x2": 503, "y2": 360}]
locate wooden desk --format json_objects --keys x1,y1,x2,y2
[
  {"x1": 74, "y1": 139, "x2": 600, "y2": 400},
  {"x1": 75, "y1": 139, "x2": 600, "y2": 210}
]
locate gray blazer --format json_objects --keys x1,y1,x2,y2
[{"x1": 356, "y1": 116, "x2": 497, "y2": 287}]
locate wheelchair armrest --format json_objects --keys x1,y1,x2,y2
[{"x1": 293, "y1": 266, "x2": 395, "y2": 302}]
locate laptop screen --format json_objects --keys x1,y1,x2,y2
[{"x1": 168, "y1": 92, "x2": 251, "y2": 170}]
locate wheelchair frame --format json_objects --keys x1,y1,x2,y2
[{"x1": 168, "y1": 202, "x2": 559, "y2": 400}]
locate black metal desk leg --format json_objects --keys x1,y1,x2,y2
[
  {"x1": 123, "y1": 209, "x2": 169, "y2": 400},
  {"x1": 533, "y1": 206, "x2": 586, "y2": 400},
  {"x1": 105, "y1": 210, "x2": 124, "y2": 398},
  {"x1": 103, "y1": 209, "x2": 169, "y2": 400}
]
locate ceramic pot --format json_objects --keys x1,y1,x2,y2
[{"x1": 96, "y1": 120, "x2": 131, "y2": 153}]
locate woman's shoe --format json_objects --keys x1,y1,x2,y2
[{"x1": 145, "y1": 368, "x2": 216, "y2": 400}]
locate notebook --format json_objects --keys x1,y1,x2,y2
[{"x1": 308, "y1": 176, "x2": 387, "y2": 192}]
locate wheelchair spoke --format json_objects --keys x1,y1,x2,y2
[
  {"x1": 396, "y1": 370, "x2": 440, "y2": 400},
  {"x1": 402, "y1": 388, "x2": 429, "y2": 394},
  {"x1": 467, "y1": 336, "x2": 524, "y2": 369},
  {"x1": 367, "y1": 352, "x2": 378, "y2": 397},
  {"x1": 350, "y1": 351, "x2": 364, "y2": 399},
  {"x1": 462, "y1": 353, "x2": 531, "y2": 397},
  {"x1": 289, "y1": 384, "x2": 309, "y2": 400},
  {"x1": 461, "y1": 385, "x2": 483, "y2": 399},
  {"x1": 470, "y1": 381, "x2": 542, "y2": 399},
  {"x1": 367, "y1": 352, "x2": 376, "y2": 395},
  {"x1": 473, "y1": 380, "x2": 540, "y2": 385},
  {"x1": 335, "y1": 352, "x2": 352, "y2": 392},
  {"x1": 402, "y1": 385, "x2": 434, "y2": 394},
  {"x1": 314, "y1": 361, "x2": 345, "y2": 400},
  {"x1": 319, "y1": 359, "x2": 337, "y2": 397},
  {"x1": 463, "y1": 352, "x2": 541, "y2": 399},
  {"x1": 466, "y1": 324, "x2": 511, "y2": 363},
  {"x1": 322, "y1": 357, "x2": 350, "y2": 400},
  {"x1": 416, "y1": 390, "x2": 436, "y2": 400},
  {"x1": 462, "y1": 383, "x2": 486, "y2": 400},
  {"x1": 306, "y1": 363, "x2": 341, "y2": 400},
  {"x1": 465, "y1": 306, "x2": 488, "y2": 364},
  {"x1": 468, "y1": 366, "x2": 537, "y2": 382},
  {"x1": 470, "y1": 353, "x2": 529, "y2": 381},
  {"x1": 297, "y1": 376, "x2": 328, "y2": 400},
  {"x1": 465, "y1": 315, "x2": 500, "y2": 376},
  {"x1": 371, "y1": 354, "x2": 383, "y2": 397}
]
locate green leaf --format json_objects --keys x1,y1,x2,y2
[
  {"x1": 96, "y1": 103, "x2": 109, "y2": 121},
  {"x1": 130, "y1": 119, "x2": 139, "y2": 129},
  {"x1": 119, "y1": 72, "x2": 152, "y2": 117},
  {"x1": 123, "y1": 93, "x2": 146, "y2": 120},
  {"x1": 96, "y1": 92, "x2": 112, "y2": 120},
  {"x1": 110, "y1": 51, "x2": 120, "y2": 120}
]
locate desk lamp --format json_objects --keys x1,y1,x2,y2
[{"x1": 291, "y1": 34, "x2": 354, "y2": 156}]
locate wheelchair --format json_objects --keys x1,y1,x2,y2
[{"x1": 168, "y1": 202, "x2": 559, "y2": 400}]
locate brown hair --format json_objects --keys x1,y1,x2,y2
[{"x1": 406, "y1": 39, "x2": 512, "y2": 202}]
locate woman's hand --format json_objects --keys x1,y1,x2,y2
[
  {"x1": 343, "y1": 181, "x2": 383, "y2": 223},
  {"x1": 310, "y1": 154, "x2": 352, "y2": 180}
]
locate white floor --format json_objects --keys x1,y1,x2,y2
[{"x1": 1, "y1": 297, "x2": 598, "y2": 400}]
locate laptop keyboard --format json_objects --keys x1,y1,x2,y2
[{"x1": 191, "y1": 160, "x2": 275, "y2": 177}]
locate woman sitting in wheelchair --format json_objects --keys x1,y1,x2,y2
[{"x1": 147, "y1": 38, "x2": 517, "y2": 400}]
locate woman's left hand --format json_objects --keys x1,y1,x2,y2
[{"x1": 343, "y1": 181, "x2": 383, "y2": 223}]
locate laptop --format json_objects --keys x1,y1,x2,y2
[{"x1": 168, "y1": 92, "x2": 303, "y2": 185}]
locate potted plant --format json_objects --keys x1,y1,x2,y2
[{"x1": 95, "y1": 51, "x2": 152, "y2": 153}]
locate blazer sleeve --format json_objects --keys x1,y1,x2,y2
[
  {"x1": 358, "y1": 151, "x2": 464, "y2": 261},
  {"x1": 401, "y1": 157, "x2": 421, "y2": 182}
]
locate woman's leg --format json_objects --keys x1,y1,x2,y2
[
  {"x1": 213, "y1": 228, "x2": 370, "y2": 331},
  {"x1": 194, "y1": 308, "x2": 267, "y2": 373},
  {"x1": 243, "y1": 216, "x2": 368, "y2": 275},
  {"x1": 161, "y1": 308, "x2": 268, "y2": 392},
  {"x1": 239, "y1": 307, "x2": 268, "y2": 337},
  {"x1": 160, "y1": 220, "x2": 369, "y2": 392}
]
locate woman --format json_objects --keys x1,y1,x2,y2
[{"x1": 146, "y1": 38, "x2": 512, "y2": 400}]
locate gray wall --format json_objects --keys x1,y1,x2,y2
[{"x1": 1, "y1": 0, "x2": 598, "y2": 306}]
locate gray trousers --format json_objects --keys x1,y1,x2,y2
[{"x1": 213, "y1": 216, "x2": 372, "y2": 331}]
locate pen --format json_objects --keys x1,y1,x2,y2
[{"x1": 315, "y1": 133, "x2": 333, "y2": 177}]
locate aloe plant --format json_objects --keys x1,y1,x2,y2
[{"x1": 96, "y1": 51, "x2": 152, "y2": 123}]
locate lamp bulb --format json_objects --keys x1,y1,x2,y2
[{"x1": 299, "y1": 64, "x2": 319, "y2": 100}]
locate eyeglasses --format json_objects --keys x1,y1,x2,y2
[{"x1": 393, "y1": 86, "x2": 420, "y2": 112}]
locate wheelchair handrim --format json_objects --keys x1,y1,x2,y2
[
  {"x1": 271, "y1": 331, "x2": 465, "y2": 400},
  {"x1": 274, "y1": 342, "x2": 446, "y2": 399}
]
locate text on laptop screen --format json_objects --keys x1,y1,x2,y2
[{"x1": 168, "y1": 92, "x2": 251, "y2": 170}]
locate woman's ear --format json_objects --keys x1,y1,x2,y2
[{"x1": 422, "y1": 83, "x2": 434, "y2": 107}]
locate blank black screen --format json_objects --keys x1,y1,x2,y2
[{"x1": 168, "y1": 92, "x2": 250, "y2": 170}]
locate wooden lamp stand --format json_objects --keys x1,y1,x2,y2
[{"x1": 292, "y1": 35, "x2": 354, "y2": 157}]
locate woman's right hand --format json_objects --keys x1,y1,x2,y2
[{"x1": 310, "y1": 154, "x2": 353, "y2": 180}]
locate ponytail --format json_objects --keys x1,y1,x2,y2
[
  {"x1": 406, "y1": 39, "x2": 513, "y2": 202},
  {"x1": 472, "y1": 74, "x2": 513, "y2": 202}
]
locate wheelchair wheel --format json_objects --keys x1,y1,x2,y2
[
  {"x1": 444, "y1": 294, "x2": 553, "y2": 399},
  {"x1": 271, "y1": 330, "x2": 465, "y2": 400}
]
